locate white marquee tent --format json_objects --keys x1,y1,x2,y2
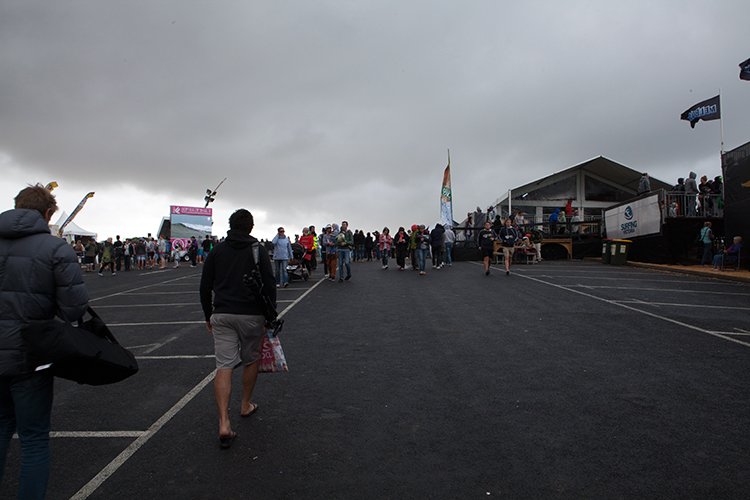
[{"x1": 53, "y1": 212, "x2": 98, "y2": 240}]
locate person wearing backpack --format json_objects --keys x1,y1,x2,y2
[{"x1": 199, "y1": 209, "x2": 276, "y2": 449}]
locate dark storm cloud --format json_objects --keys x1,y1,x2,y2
[{"x1": 1, "y1": 0, "x2": 749, "y2": 235}]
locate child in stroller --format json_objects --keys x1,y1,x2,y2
[{"x1": 287, "y1": 243, "x2": 310, "y2": 281}]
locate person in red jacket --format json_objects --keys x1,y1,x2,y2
[{"x1": 298, "y1": 227, "x2": 315, "y2": 275}]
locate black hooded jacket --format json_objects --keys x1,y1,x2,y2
[{"x1": 199, "y1": 230, "x2": 276, "y2": 322}]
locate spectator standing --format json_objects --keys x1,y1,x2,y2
[
  {"x1": 271, "y1": 227, "x2": 293, "y2": 288},
  {"x1": 443, "y1": 225, "x2": 455, "y2": 267},
  {"x1": 638, "y1": 173, "x2": 651, "y2": 194},
  {"x1": 158, "y1": 236, "x2": 168, "y2": 269},
  {"x1": 0, "y1": 184, "x2": 89, "y2": 498},
  {"x1": 684, "y1": 172, "x2": 699, "y2": 216},
  {"x1": 322, "y1": 224, "x2": 338, "y2": 281},
  {"x1": 699, "y1": 221, "x2": 714, "y2": 266},
  {"x1": 199, "y1": 209, "x2": 276, "y2": 449},
  {"x1": 171, "y1": 239, "x2": 183, "y2": 268}
]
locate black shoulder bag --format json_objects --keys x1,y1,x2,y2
[{"x1": 22, "y1": 307, "x2": 139, "y2": 385}]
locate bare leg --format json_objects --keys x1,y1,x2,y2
[
  {"x1": 483, "y1": 256, "x2": 490, "y2": 273},
  {"x1": 240, "y1": 362, "x2": 259, "y2": 415},
  {"x1": 214, "y1": 368, "x2": 233, "y2": 436}
]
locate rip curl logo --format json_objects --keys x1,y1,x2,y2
[{"x1": 624, "y1": 206, "x2": 633, "y2": 220}]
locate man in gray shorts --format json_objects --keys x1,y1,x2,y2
[{"x1": 199, "y1": 209, "x2": 276, "y2": 449}]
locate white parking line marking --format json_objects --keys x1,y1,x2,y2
[
  {"x1": 72, "y1": 272, "x2": 322, "y2": 498},
  {"x1": 482, "y1": 263, "x2": 750, "y2": 349},
  {"x1": 615, "y1": 301, "x2": 750, "y2": 311},
  {"x1": 109, "y1": 321, "x2": 204, "y2": 327},
  {"x1": 14, "y1": 431, "x2": 146, "y2": 439},
  {"x1": 71, "y1": 370, "x2": 217, "y2": 500},
  {"x1": 565, "y1": 285, "x2": 750, "y2": 296},
  {"x1": 89, "y1": 274, "x2": 198, "y2": 303}
]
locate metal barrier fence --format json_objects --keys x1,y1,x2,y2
[{"x1": 664, "y1": 192, "x2": 722, "y2": 218}]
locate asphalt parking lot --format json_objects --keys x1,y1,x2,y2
[{"x1": 2, "y1": 259, "x2": 749, "y2": 499}]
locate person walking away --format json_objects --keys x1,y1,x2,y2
[
  {"x1": 188, "y1": 236, "x2": 199, "y2": 267},
  {"x1": 123, "y1": 239, "x2": 133, "y2": 271},
  {"x1": 699, "y1": 221, "x2": 714, "y2": 266},
  {"x1": 498, "y1": 218, "x2": 520, "y2": 275},
  {"x1": 478, "y1": 221, "x2": 496, "y2": 275},
  {"x1": 0, "y1": 184, "x2": 89, "y2": 498},
  {"x1": 199, "y1": 209, "x2": 276, "y2": 449},
  {"x1": 548, "y1": 208, "x2": 560, "y2": 236},
  {"x1": 379, "y1": 227, "x2": 393, "y2": 269},
  {"x1": 158, "y1": 236, "x2": 168, "y2": 269},
  {"x1": 98, "y1": 237, "x2": 116, "y2": 276},
  {"x1": 394, "y1": 227, "x2": 409, "y2": 270},
  {"x1": 113, "y1": 235, "x2": 124, "y2": 272},
  {"x1": 84, "y1": 239, "x2": 97, "y2": 272},
  {"x1": 308, "y1": 226, "x2": 318, "y2": 271},
  {"x1": 271, "y1": 227, "x2": 293, "y2": 287},
  {"x1": 443, "y1": 225, "x2": 455, "y2": 267},
  {"x1": 430, "y1": 224, "x2": 445, "y2": 269},
  {"x1": 336, "y1": 221, "x2": 354, "y2": 282}
]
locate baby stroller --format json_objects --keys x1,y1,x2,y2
[{"x1": 287, "y1": 243, "x2": 310, "y2": 281}]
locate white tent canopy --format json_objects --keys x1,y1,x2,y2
[{"x1": 53, "y1": 212, "x2": 98, "y2": 240}]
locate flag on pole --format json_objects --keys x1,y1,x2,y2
[
  {"x1": 680, "y1": 95, "x2": 720, "y2": 129},
  {"x1": 58, "y1": 192, "x2": 95, "y2": 237},
  {"x1": 740, "y1": 58, "x2": 750, "y2": 81},
  {"x1": 439, "y1": 155, "x2": 453, "y2": 227}
]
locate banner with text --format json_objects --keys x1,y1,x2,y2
[{"x1": 604, "y1": 194, "x2": 661, "y2": 239}]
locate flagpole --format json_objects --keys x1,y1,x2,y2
[{"x1": 719, "y1": 91, "x2": 725, "y2": 154}]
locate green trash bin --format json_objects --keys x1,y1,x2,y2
[
  {"x1": 609, "y1": 239, "x2": 632, "y2": 265},
  {"x1": 601, "y1": 239, "x2": 612, "y2": 264}
]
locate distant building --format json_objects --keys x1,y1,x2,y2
[{"x1": 487, "y1": 156, "x2": 671, "y2": 224}]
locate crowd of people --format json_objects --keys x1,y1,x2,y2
[
  {"x1": 668, "y1": 172, "x2": 724, "y2": 217},
  {"x1": 70, "y1": 234, "x2": 219, "y2": 275}
]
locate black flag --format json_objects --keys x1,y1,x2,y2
[
  {"x1": 680, "y1": 95, "x2": 720, "y2": 129},
  {"x1": 740, "y1": 58, "x2": 750, "y2": 81}
]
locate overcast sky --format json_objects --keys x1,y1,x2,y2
[{"x1": 1, "y1": 0, "x2": 748, "y2": 240}]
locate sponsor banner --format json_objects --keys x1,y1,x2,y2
[
  {"x1": 604, "y1": 193, "x2": 661, "y2": 239},
  {"x1": 170, "y1": 205, "x2": 212, "y2": 216}
]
